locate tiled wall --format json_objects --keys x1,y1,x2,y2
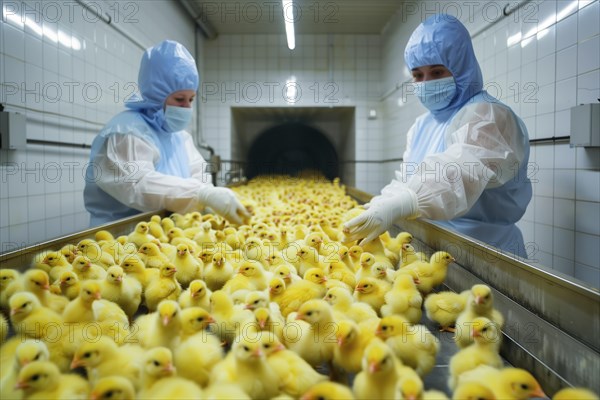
[
  {"x1": 0, "y1": 1, "x2": 198, "y2": 250},
  {"x1": 201, "y1": 33, "x2": 387, "y2": 192},
  {"x1": 379, "y1": 0, "x2": 599, "y2": 287}
]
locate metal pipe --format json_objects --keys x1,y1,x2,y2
[
  {"x1": 27, "y1": 139, "x2": 91, "y2": 149},
  {"x1": 178, "y1": 0, "x2": 218, "y2": 40}
]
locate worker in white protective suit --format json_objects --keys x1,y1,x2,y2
[
  {"x1": 84, "y1": 40, "x2": 249, "y2": 226},
  {"x1": 344, "y1": 15, "x2": 532, "y2": 258}
]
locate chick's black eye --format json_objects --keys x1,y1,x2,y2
[
  {"x1": 197, "y1": 317, "x2": 204, "y2": 322},
  {"x1": 243, "y1": 346, "x2": 250, "y2": 351},
  {"x1": 520, "y1": 384, "x2": 529, "y2": 390},
  {"x1": 105, "y1": 390, "x2": 114, "y2": 398},
  {"x1": 84, "y1": 352, "x2": 91, "y2": 358},
  {"x1": 31, "y1": 374, "x2": 40, "y2": 381},
  {"x1": 153, "y1": 360, "x2": 160, "y2": 366}
]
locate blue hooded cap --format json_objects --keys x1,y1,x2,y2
[
  {"x1": 125, "y1": 40, "x2": 199, "y2": 131},
  {"x1": 405, "y1": 14, "x2": 483, "y2": 121}
]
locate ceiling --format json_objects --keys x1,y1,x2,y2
[{"x1": 180, "y1": 0, "x2": 403, "y2": 37}]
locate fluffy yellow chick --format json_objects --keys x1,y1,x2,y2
[
  {"x1": 127, "y1": 221, "x2": 153, "y2": 248},
  {"x1": 286, "y1": 299, "x2": 337, "y2": 367},
  {"x1": 354, "y1": 277, "x2": 391, "y2": 315},
  {"x1": 0, "y1": 340, "x2": 50, "y2": 400},
  {"x1": 77, "y1": 239, "x2": 116, "y2": 269},
  {"x1": 174, "y1": 307, "x2": 223, "y2": 387},
  {"x1": 173, "y1": 243, "x2": 203, "y2": 288},
  {"x1": 15, "y1": 361, "x2": 89, "y2": 399},
  {"x1": 149, "y1": 214, "x2": 169, "y2": 242},
  {"x1": 424, "y1": 289, "x2": 470, "y2": 332},
  {"x1": 380, "y1": 231, "x2": 413, "y2": 254},
  {"x1": 300, "y1": 381, "x2": 356, "y2": 400},
  {"x1": 376, "y1": 315, "x2": 440, "y2": 376},
  {"x1": 137, "y1": 242, "x2": 170, "y2": 269},
  {"x1": 399, "y1": 243, "x2": 425, "y2": 267},
  {"x1": 62, "y1": 280, "x2": 102, "y2": 323},
  {"x1": 251, "y1": 306, "x2": 285, "y2": 342},
  {"x1": 448, "y1": 317, "x2": 503, "y2": 390},
  {"x1": 192, "y1": 221, "x2": 217, "y2": 245},
  {"x1": 99, "y1": 265, "x2": 142, "y2": 319},
  {"x1": 356, "y1": 252, "x2": 377, "y2": 281},
  {"x1": 203, "y1": 382, "x2": 251, "y2": 399},
  {"x1": 19, "y1": 269, "x2": 67, "y2": 314},
  {"x1": 272, "y1": 263, "x2": 302, "y2": 286},
  {"x1": 55, "y1": 271, "x2": 81, "y2": 300},
  {"x1": 333, "y1": 319, "x2": 377, "y2": 374},
  {"x1": 210, "y1": 332, "x2": 280, "y2": 399},
  {"x1": 352, "y1": 338, "x2": 410, "y2": 400},
  {"x1": 138, "y1": 347, "x2": 203, "y2": 399},
  {"x1": 347, "y1": 245, "x2": 364, "y2": 272},
  {"x1": 397, "y1": 374, "x2": 450, "y2": 400},
  {"x1": 119, "y1": 254, "x2": 158, "y2": 290},
  {"x1": 37, "y1": 251, "x2": 72, "y2": 282},
  {"x1": 71, "y1": 336, "x2": 143, "y2": 388},
  {"x1": 381, "y1": 273, "x2": 423, "y2": 324},
  {"x1": 324, "y1": 286, "x2": 378, "y2": 323},
  {"x1": 553, "y1": 387, "x2": 599, "y2": 400},
  {"x1": 71, "y1": 255, "x2": 107, "y2": 281},
  {"x1": 134, "y1": 300, "x2": 182, "y2": 350},
  {"x1": 144, "y1": 264, "x2": 181, "y2": 312},
  {"x1": 457, "y1": 366, "x2": 546, "y2": 400},
  {"x1": 402, "y1": 251, "x2": 455, "y2": 294},
  {"x1": 277, "y1": 268, "x2": 328, "y2": 318},
  {"x1": 451, "y1": 382, "x2": 495, "y2": 400},
  {"x1": 209, "y1": 290, "x2": 254, "y2": 345},
  {"x1": 0, "y1": 314, "x2": 7, "y2": 345},
  {"x1": 204, "y1": 251, "x2": 235, "y2": 291},
  {"x1": 223, "y1": 261, "x2": 270, "y2": 294},
  {"x1": 178, "y1": 279, "x2": 212, "y2": 310},
  {"x1": 260, "y1": 331, "x2": 328, "y2": 397},
  {"x1": 360, "y1": 238, "x2": 397, "y2": 269},
  {"x1": 455, "y1": 284, "x2": 504, "y2": 349},
  {"x1": 89, "y1": 376, "x2": 136, "y2": 400},
  {"x1": 0, "y1": 268, "x2": 21, "y2": 310},
  {"x1": 9, "y1": 292, "x2": 64, "y2": 339},
  {"x1": 327, "y1": 260, "x2": 357, "y2": 289},
  {"x1": 295, "y1": 245, "x2": 327, "y2": 277}
]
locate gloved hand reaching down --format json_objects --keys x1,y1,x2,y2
[{"x1": 197, "y1": 186, "x2": 250, "y2": 225}]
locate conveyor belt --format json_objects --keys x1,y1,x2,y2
[
  {"x1": 347, "y1": 187, "x2": 600, "y2": 395},
  {"x1": 1, "y1": 190, "x2": 598, "y2": 396}
]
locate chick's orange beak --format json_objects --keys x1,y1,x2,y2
[
  {"x1": 532, "y1": 386, "x2": 547, "y2": 399},
  {"x1": 368, "y1": 361, "x2": 379, "y2": 373},
  {"x1": 70, "y1": 357, "x2": 83, "y2": 369},
  {"x1": 14, "y1": 381, "x2": 28, "y2": 390}
]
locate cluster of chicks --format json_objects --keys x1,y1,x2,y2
[{"x1": 0, "y1": 175, "x2": 598, "y2": 400}]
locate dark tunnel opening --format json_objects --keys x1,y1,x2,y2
[{"x1": 245, "y1": 123, "x2": 339, "y2": 181}]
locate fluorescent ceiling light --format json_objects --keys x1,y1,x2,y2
[{"x1": 282, "y1": 0, "x2": 295, "y2": 50}]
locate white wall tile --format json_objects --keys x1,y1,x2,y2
[
  {"x1": 554, "y1": 109, "x2": 571, "y2": 135},
  {"x1": 534, "y1": 145, "x2": 555, "y2": 169},
  {"x1": 576, "y1": 200, "x2": 600, "y2": 235},
  {"x1": 577, "y1": 69, "x2": 600, "y2": 104},
  {"x1": 575, "y1": 147, "x2": 600, "y2": 169},
  {"x1": 556, "y1": 45, "x2": 578, "y2": 81},
  {"x1": 534, "y1": 169, "x2": 554, "y2": 197},
  {"x1": 554, "y1": 144, "x2": 577, "y2": 169},
  {"x1": 553, "y1": 255, "x2": 575, "y2": 276},
  {"x1": 556, "y1": 13, "x2": 578, "y2": 50},
  {"x1": 554, "y1": 169, "x2": 576, "y2": 199},
  {"x1": 577, "y1": 35, "x2": 600, "y2": 75},
  {"x1": 576, "y1": 169, "x2": 600, "y2": 201},
  {"x1": 554, "y1": 198, "x2": 576, "y2": 229},
  {"x1": 574, "y1": 263, "x2": 600, "y2": 288},
  {"x1": 553, "y1": 226, "x2": 576, "y2": 261},
  {"x1": 555, "y1": 77, "x2": 578, "y2": 112},
  {"x1": 536, "y1": 113, "x2": 555, "y2": 137},
  {"x1": 3, "y1": 23, "x2": 25, "y2": 61},
  {"x1": 536, "y1": 83, "x2": 555, "y2": 115},
  {"x1": 575, "y1": 231, "x2": 600, "y2": 266},
  {"x1": 536, "y1": 53, "x2": 556, "y2": 87},
  {"x1": 538, "y1": 24, "x2": 556, "y2": 58},
  {"x1": 578, "y1": 0, "x2": 600, "y2": 40}
]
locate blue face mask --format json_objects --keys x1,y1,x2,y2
[
  {"x1": 414, "y1": 76, "x2": 457, "y2": 111},
  {"x1": 164, "y1": 105, "x2": 193, "y2": 132}
]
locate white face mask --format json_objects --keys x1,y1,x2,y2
[
  {"x1": 414, "y1": 76, "x2": 457, "y2": 111},
  {"x1": 164, "y1": 105, "x2": 193, "y2": 131}
]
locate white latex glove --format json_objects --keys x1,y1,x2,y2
[
  {"x1": 197, "y1": 187, "x2": 250, "y2": 225},
  {"x1": 343, "y1": 189, "x2": 419, "y2": 245}
]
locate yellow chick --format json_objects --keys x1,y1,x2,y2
[
  {"x1": 0, "y1": 268, "x2": 21, "y2": 311},
  {"x1": 352, "y1": 338, "x2": 409, "y2": 400},
  {"x1": 204, "y1": 251, "x2": 235, "y2": 291},
  {"x1": 0, "y1": 314, "x2": 7, "y2": 345},
  {"x1": 276, "y1": 268, "x2": 328, "y2": 317},
  {"x1": 457, "y1": 366, "x2": 546, "y2": 400},
  {"x1": 99, "y1": 265, "x2": 142, "y2": 319},
  {"x1": 396, "y1": 374, "x2": 450, "y2": 400},
  {"x1": 451, "y1": 381, "x2": 495, "y2": 400},
  {"x1": 178, "y1": 279, "x2": 212, "y2": 310},
  {"x1": 327, "y1": 260, "x2": 357, "y2": 289},
  {"x1": 348, "y1": 245, "x2": 364, "y2": 272},
  {"x1": 300, "y1": 381, "x2": 356, "y2": 400},
  {"x1": 272, "y1": 263, "x2": 302, "y2": 286},
  {"x1": 380, "y1": 231, "x2": 413, "y2": 254},
  {"x1": 553, "y1": 387, "x2": 599, "y2": 400},
  {"x1": 36, "y1": 251, "x2": 73, "y2": 282},
  {"x1": 127, "y1": 221, "x2": 154, "y2": 248},
  {"x1": 210, "y1": 332, "x2": 280, "y2": 399},
  {"x1": 0, "y1": 340, "x2": 50, "y2": 400},
  {"x1": 354, "y1": 277, "x2": 391, "y2": 315},
  {"x1": 55, "y1": 271, "x2": 81, "y2": 300},
  {"x1": 9, "y1": 292, "x2": 64, "y2": 339},
  {"x1": 448, "y1": 317, "x2": 503, "y2": 390},
  {"x1": 144, "y1": 264, "x2": 181, "y2": 312},
  {"x1": 149, "y1": 214, "x2": 169, "y2": 242},
  {"x1": 119, "y1": 254, "x2": 158, "y2": 291},
  {"x1": 376, "y1": 315, "x2": 440, "y2": 376},
  {"x1": 15, "y1": 361, "x2": 89, "y2": 399},
  {"x1": 77, "y1": 239, "x2": 116, "y2": 269},
  {"x1": 260, "y1": 331, "x2": 328, "y2": 397},
  {"x1": 62, "y1": 280, "x2": 102, "y2": 323},
  {"x1": 209, "y1": 290, "x2": 254, "y2": 345},
  {"x1": 286, "y1": 299, "x2": 337, "y2": 367},
  {"x1": 333, "y1": 319, "x2": 378, "y2": 375},
  {"x1": 71, "y1": 336, "x2": 143, "y2": 389},
  {"x1": 137, "y1": 242, "x2": 170, "y2": 269},
  {"x1": 134, "y1": 300, "x2": 182, "y2": 350},
  {"x1": 223, "y1": 261, "x2": 270, "y2": 294},
  {"x1": 71, "y1": 255, "x2": 107, "y2": 281},
  {"x1": 399, "y1": 243, "x2": 425, "y2": 267},
  {"x1": 356, "y1": 252, "x2": 377, "y2": 281},
  {"x1": 173, "y1": 243, "x2": 203, "y2": 288},
  {"x1": 21, "y1": 269, "x2": 68, "y2": 314},
  {"x1": 295, "y1": 245, "x2": 328, "y2": 277},
  {"x1": 174, "y1": 307, "x2": 223, "y2": 387},
  {"x1": 324, "y1": 286, "x2": 378, "y2": 323},
  {"x1": 455, "y1": 284, "x2": 504, "y2": 349},
  {"x1": 381, "y1": 272, "x2": 423, "y2": 324},
  {"x1": 401, "y1": 251, "x2": 455, "y2": 294},
  {"x1": 138, "y1": 347, "x2": 203, "y2": 399},
  {"x1": 424, "y1": 289, "x2": 470, "y2": 332},
  {"x1": 89, "y1": 376, "x2": 136, "y2": 400},
  {"x1": 252, "y1": 306, "x2": 286, "y2": 342},
  {"x1": 192, "y1": 220, "x2": 217, "y2": 245},
  {"x1": 202, "y1": 382, "x2": 251, "y2": 399},
  {"x1": 151, "y1": 238, "x2": 178, "y2": 261}
]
